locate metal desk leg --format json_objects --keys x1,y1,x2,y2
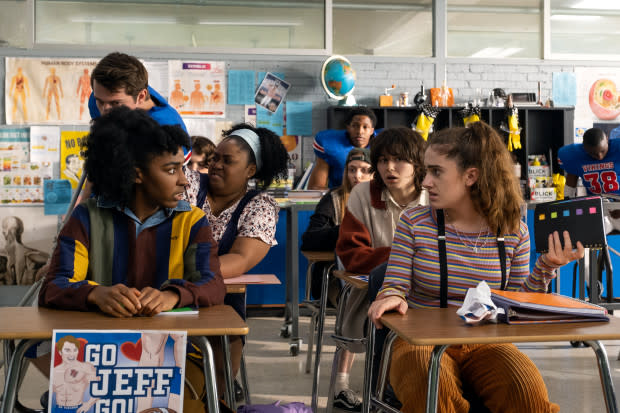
[
  {"x1": 585, "y1": 340, "x2": 618, "y2": 413},
  {"x1": 311, "y1": 262, "x2": 331, "y2": 412},
  {"x1": 361, "y1": 323, "x2": 375, "y2": 413},
  {"x1": 285, "y1": 204, "x2": 302, "y2": 356},
  {"x1": 1, "y1": 338, "x2": 44, "y2": 413},
  {"x1": 194, "y1": 337, "x2": 221, "y2": 413},
  {"x1": 220, "y1": 335, "x2": 235, "y2": 410},
  {"x1": 426, "y1": 345, "x2": 449, "y2": 413}
]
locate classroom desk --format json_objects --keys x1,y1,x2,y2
[
  {"x1": 364, "y1": 308, "x2": 620, "y2": 413},
  {"x1": 0, "y1": 305, "x2": 248, "y2": 413},
  {"x1": 224, "y1": 273, "x2": 281, "y2": 294},
  {"x1": 281, "y1": 200, "x2": 319, "y2": 356}
]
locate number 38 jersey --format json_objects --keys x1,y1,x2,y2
[{"x1": 558, "y1": 138, "x2": 620, "y2": 195}]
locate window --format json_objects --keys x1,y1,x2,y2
[
  {"x1": 333, "y1": 0, "x2": 432, "y2": 56},
  {"x1": 35, "y1": 0, "x2": 325, "y2": 51},
  {"x1": 550, "y1": 0, "x2": 620, "y2": 59},
  {"x1": 447, "y1": 0, "x2": 541, "y2": 59},
  {"x1": 0, "y1": 0, "x2": 31, "y2": 48}
]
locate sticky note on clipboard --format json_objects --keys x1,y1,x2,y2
[{"x1": 533, "y1": 196, "x2": 606, "y2": 253}]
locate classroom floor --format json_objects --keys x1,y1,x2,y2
[{"x1": 3, "y1": 313, "x2": 620, "y2": 412}]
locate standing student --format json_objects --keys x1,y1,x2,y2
[
  {"x1": 368, "y1": 121, "x2": 584, "y2": 413},
  {"x1": 333, "y1": 127, "x2": 427, "y2": 411},
  {"x1": 38, "y1": 107, "x2": 225, "y2": 411},
  {"x1": 185, "y1": 123, "x2": 289, "y2": 396},
  {"x1": 301, "y1": 147, "x2": 372, "y2": 304},
  {"x1": 308, "y1": 107, "x2": 377, "y2": 190}
]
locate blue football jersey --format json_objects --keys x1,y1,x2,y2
[{"x1": 558, "y1": 138, "x2": 620, "y2": 195}]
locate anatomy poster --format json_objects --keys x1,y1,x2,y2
[
  {"x1": 60, "y1": 131, "x2": 88, "y2": 189},
  {"x1": 49, "y1": 330, "x2": 186, "y2": 413},
  {"x1": 5, "y1": 57, "x2": 98, "y2": 125},
  {"x1": 168, "y1": 60, "x2": 226, "y2": 118},
  {"x1": 574, "y1": 67, "x2": 620, "y2": 142},
  {"x1": 0, "y1": 207, "x2": 55, "y2": 285}
]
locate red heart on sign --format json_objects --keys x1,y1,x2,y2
[{"x1": 120, "y1": 339, "x2": 142, "y2": 361}]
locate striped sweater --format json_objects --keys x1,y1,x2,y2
[
  {"x1": 377, "y1": 206, "x2": 555, "y2": 308},
  {"x1": 39, "y1": 198, "x2": 225, "y2": 310}
]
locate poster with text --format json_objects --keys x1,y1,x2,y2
[
  {"x1": 168, "y1": 60, "x2": 226, "y2": 118},
  {"x1": 0, "y1": 206, "x2": 55, "y2": 285},
  {"x1": 60, "y1": 131, "x2": 88, "y2": 189},
  {"x1": 49, "y1": 330, "x2": 186, "y2": 413},
  {"x1": 5, "y1": 57, "x2": 98, "y2": 125},
  {"x1": 30, "y1": 125, "x2": 61, "y2": 163}
]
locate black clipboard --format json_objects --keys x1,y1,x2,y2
[{"x1": 533, "y1": 196, "x2": 606, "y2": 253}]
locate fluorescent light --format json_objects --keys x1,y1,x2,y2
[
  {"x1": 198, "y1": 20, "x2": 301, "y2": 27},
  {"x1": 572, "y1": 0, "x2": 620, "y2": 10},
  {"x1": 470, "y1": 47, "x2": 523, "y2": 58},
  {"x1": 551, "y1": 14, "x2": 600, "y2": 21},
  {"x1": 71, "y1": 17, "x2": 177, "y2": 24}
]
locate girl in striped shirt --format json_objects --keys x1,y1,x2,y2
[{"x1": 368, "y1": 121, "x2": 584, "y2": 413}]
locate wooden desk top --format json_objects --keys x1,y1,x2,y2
[
  {"x1": 224, "y1": 274, "x2": 281, "y2": 294},
  {"x1": 0, "y1": 305, "x2": 248, "y2": 340},
  {"x1": 381, "y1": 308, "x2": 620, "y2": 346},
  {"x1": 301, "y1": 250, "x2": 336, "y2": 262},
  {"x1": 333, "y1": 270, "x2": 369, "y2": 290}
]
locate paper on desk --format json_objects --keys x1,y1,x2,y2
[{"x1": 456, "y1": 281, "x2": 501, "y2": 324}]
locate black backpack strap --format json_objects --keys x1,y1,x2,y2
[
  {"x1": 497, "y1": 229, "x2": 507, "y2": 290},
  {"x1": 436, "y1": 209, "x2": 449, "y2": 308}
]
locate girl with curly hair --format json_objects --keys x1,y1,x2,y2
[{"x1": 368, "y1": 121, "x2": 584, "y2": 413}]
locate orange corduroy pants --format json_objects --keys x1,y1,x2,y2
[{"x1": 389, "y1": 338, "x2": 560, "y2": 413}]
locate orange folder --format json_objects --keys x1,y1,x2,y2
[{"x1": 490, "y1": 289, "x2": 609, "y2": 324}]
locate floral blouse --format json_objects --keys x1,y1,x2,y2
[{"x1": 184, "y1": 168, "x2": 279, "y2": 246}]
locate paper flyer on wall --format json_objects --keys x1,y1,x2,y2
[
  {"x1": 5, "y1": 57, "x2": 98, "y2": 125},
  {"x1": 168, "y1": 60, "x2": 226, "y2": 118},
  {"x1": 49, "y1": 330, "x2": 187, "y2": 413},
  {"x1": 30, "y1": 126, "x2": 60, "y2": 163},
  {"x1": 254, "y1": 72, "x2": 290, "y2": 113},
  {"x1": 60, "y1": 131, "x2": 88, "y2": 189}
]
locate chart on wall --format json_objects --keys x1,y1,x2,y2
[
  {"x1": 5, "y1": 57, "x2": 98, "y2": 125},
  {"x1": 60, "y1": 131, "x2": 88, "y2": 189},
  {"x1": 168, "y1": 60, "x2": 226, "y2": 118},
  {"x1": 0, "y1": 206, "x2": 56, "y2": 285}
]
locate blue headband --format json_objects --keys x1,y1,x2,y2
[{"x1": 231, "y1": 129, "x2": 262, "y2": 171}]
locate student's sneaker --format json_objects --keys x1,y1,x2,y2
[{"x1": 333, "y1": 389, "x2": 362, "y2": 412}]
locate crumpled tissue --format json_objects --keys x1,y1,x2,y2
[{"x1": 456, "y1": 281, "x2": 504, "y2": 325}]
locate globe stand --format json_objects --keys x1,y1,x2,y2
[{"x1": 339, "y1": 95, "x2": 357, "y2": 106}]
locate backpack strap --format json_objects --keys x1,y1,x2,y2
[{"x1": 196, "y1": 173, "x2": 210, "y2": 210}]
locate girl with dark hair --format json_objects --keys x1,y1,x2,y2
[
  {"x1": 185, "y1": 123, "x2": 289, "y2": 395},
  {"x1": 332, "y1": 127, "x2": 427, "y2": 411},
  {"x1": 368, "y1": 121, "x2": 584, "y2": 413}
]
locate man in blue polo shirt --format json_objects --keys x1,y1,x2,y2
[{"x1": 308, "y1": 107, "x2": 377, "y2": 189}]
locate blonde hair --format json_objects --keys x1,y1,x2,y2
[{"x1": 428, "y1": 121, "x2": 523, "y2": 234}]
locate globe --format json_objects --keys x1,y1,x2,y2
[{"x1": 321, "y1": 55, "x2": 356, "y2": 103}]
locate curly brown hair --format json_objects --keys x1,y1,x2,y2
[{"x1": 428, "y1": 121, "x2": 522, "y2": 234}]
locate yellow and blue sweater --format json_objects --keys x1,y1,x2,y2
[{"x1": 39, "y1": 198, "x2": 225, "y2": 310}]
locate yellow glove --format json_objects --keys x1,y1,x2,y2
[
  {"x1": 507, "y1": 113, "x2": 521, "y2": 151},
  {"x1": 553, "y1": 173, "x2": 566, "y2": 200},
  {"x1": 415, "y1": 113, "x2": 435, "y2": 141},
  {"x1": 463, "y1": 113, "x2": 480, "y2": 128}
]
